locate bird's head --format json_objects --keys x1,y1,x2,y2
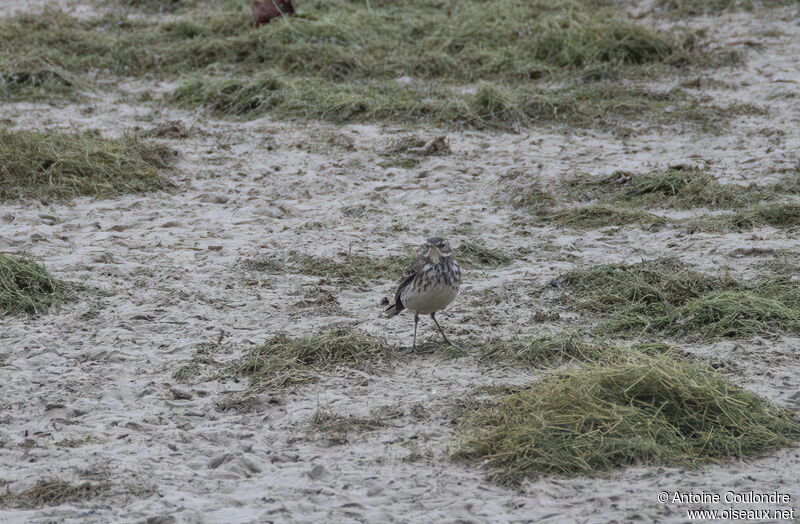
[{"x1": 423, "y1": 237, "x2": 452, "y2": 259}]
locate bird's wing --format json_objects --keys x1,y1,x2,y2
[{"x1": 389, "y1": 254, "x2": 426, "y2": 310}]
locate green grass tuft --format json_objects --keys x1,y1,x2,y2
[
  {"x1": 509, "y1": 168, "x2": 796, "y2": 230},
  {"x1": 0, "y1": 1, "x2": 746, "y2": 130},
  {"x1": 652, "y1": 290, "x2": 800, "y2": 338},
  {"x1": 0, "y1": 129, "x2": 175, "y2": 200},
  {"x1": 0, "y1": 254, "x2": 64, "y2": 315},
  {"x1": 454, "y1": 352, "x2": 800, "y2": 486},
  {"x1": 168, "y1": 74, "x2": 746, "y2": 131},
  {"x1": 562, "y1": 258, "x2": 733, "y2": 314},
  {"x1": 1, "y1": 1, "x2": 691, "y2": 82},
  {"x1": 562, "y1": 259, "x2": 800, "y2": 338},
  {"x1": 232, "y1": 327, "x2": 392, "y2": 390}
]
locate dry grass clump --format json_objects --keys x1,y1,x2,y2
[
  {"x1": 385, "y1": 135, "x2": 450, "y2": 157},
  {"x1": 562, "y1": 259, "x2": 800, "y2": 338},
  {"x1": 567, "y1": 168, "x2": 758, "y2": 209},
  {"x1": 477, "y1": 333, "x2": 606, "y2": 368},
  {"x1": 456, "y1": 240, "x2": 515, "y2": 270},
  {"x1": 0, "y1": 254, "x2": 64, "y2": 315},
  {"x1": 240, "y1": 257, "x2": 284, "y2": 273},
  {"x1": 168, "y1": 74, "x2": 286, "y2": 118},
  {"x1": 157, "y1": 0, "x2": 715, "y2": 129},
  {"x1": 509, "y1": 168, "x2": 796, "y2": 230},
  {"x1": 172, "y1": 342, "x2": 223, "y2": 383},
  {"x1": 654, "y1": 289, "x2": 800, "y2": 338},
  {"x1": 380, "y1": 134, "x2": 450, "y2": 168},
  {"x1": 0, "y1": 479, "x2": 107, "y2": 509},
  {"x1": 1, "y1": 0, "x2": 690, "y2": 82},
  {"x1": 478, "y1": 332, "x2": 675, "y2": 368},
  {"x1": 232, "y1": 327, "x2": 392, "y2": 390},
  {"x1": 0, "y1": 57, "x2": 82, "y2": 101},
  {"x1": 562, "y1": 258, "x2": 734, "y2": 314},
  {"x1": 547, "y1": 204, "x2": 667, "y2": 230},
  {"x1": 505, "y1": 182, "x2": 557, "y2": 213},
  {"x1": 168, "y1": 75, "x2": 744, "y2": 131},
  {"x1": 614, "y1": 168, "x2": 751, "y2": 208},
  {"x1": 308, "y1": 408, "x2": 393, "y2": 444},
  {"x1": 167, "y1": 74, "x2": 466, "y2": 124},
  {"x1": 454, "y1": 352, "x2": 800, "y2": 486},
  {"x1": 734, "y1": 202, "x2": 800, "y2": 229},
  {"x1": 683, "y1": 202, "x2": 800, "y2": 232},
  {"x1": 293, "y1": 253, "x2": 410, "y2": 285},
  {"x1": 0, "y1": 1, "x2": 742, "y2": 130},
  {"x1": 0, "y1": 129, "x2": 175, "y2": 200}
]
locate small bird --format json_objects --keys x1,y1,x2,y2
[{"x1": 385, "y1": 237, "x2": 461, "y2": 348}]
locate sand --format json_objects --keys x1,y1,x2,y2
[{"x1": 2, "y1": 3, "x2": 800, "y2": 523}]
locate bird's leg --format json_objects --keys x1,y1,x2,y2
[
  {"x1": 413, "y1": 313, "x2": 419, "y2": 349},
  {"x1": 430, "y1": 313, "x2": 452, "y2": 346}
]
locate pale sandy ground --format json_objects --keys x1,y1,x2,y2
[{"x1": 2, "y1": 3, "x2": 800, "y2": 523}]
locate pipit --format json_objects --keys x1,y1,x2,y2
[{"x1": 385, "y1": 237, "x2": 461, "y2": 347}]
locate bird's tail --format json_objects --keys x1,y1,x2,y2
[{"x1": 384, "y1": 301, "x2": 404, "y2": 317}]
